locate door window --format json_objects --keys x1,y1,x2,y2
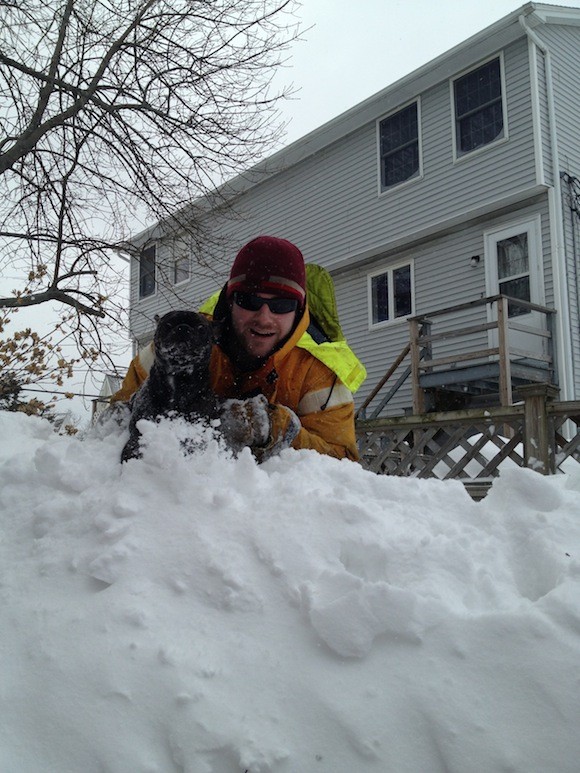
[{"x1": 496, "y1": 233, "x2": 530, "y2": 317}]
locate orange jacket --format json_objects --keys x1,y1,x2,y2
[{"x1": 112, "y1": 305, "x2": 360, "y2": 461}]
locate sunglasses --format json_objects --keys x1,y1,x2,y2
[{"x1": 233, "y1": 292, "x2": 299, "y2": 315}]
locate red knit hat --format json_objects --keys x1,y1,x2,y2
[{"x1": 226, "y1": 236, "x2": 306, "y2": 306}]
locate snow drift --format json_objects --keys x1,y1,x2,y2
[{"x1": 1, "y1": 410, "x2": 580, "y2": 772}]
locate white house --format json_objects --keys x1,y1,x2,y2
[{"x1": 125, "y1": 2, "x2": 580, "y2": 416}]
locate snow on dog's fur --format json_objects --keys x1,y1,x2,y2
[{"x1": 121, "y1": 310, "x2": 221, "y2": 462}]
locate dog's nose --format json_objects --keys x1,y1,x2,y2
[{"x1": 175, "y1": 323, "x2": 193, "y2": 337}]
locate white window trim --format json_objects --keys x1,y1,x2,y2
[
  {"x1": 450, "y1": 52, "x2": 509, "y2": 164},
  {"x1": 376, "y1": 97, "x2": 423, "y2": 197},
  {"x1": 367, "y1": 259, "x2": 415, "y2": 330},
  {"x1": 484, "y1": 214, "x2": 544, "y2": 305},
  {"x1": 138, "y1": 242, "x2": 157, "y2": 300},
  {"x1": 172, "y1": 254, "x2": 191, "y2": 286}
]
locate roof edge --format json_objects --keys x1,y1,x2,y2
[{"x1": 130, "y1": 2, "x2": 580, "y2": 245}]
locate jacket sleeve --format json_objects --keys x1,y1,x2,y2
[
  {"x1": 110, "y1": 345, "x2": 153, "y2": 403},
  {"x1": 290, "y1": 399, "x2": 359, "y2": 461},
  {"x1": 269, "y1": 361, "x2": 359, "y2": 461}
]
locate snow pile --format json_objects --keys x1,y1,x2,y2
[{"x1": 1, "y1": 410, "x2": 580, "y2": 772}]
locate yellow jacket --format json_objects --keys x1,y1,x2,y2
[{"x1": 112, "y1": 301, "x2": 365, "y2": 461}]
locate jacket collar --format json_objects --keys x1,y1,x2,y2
[{"x1": 269, "y1": 304, "x2": 310, "y2": 367}]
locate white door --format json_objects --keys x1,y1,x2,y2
[{"x1": 484, "y1": 215, "x2": 548, "y2": 360}]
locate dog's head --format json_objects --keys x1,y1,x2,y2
[{"x1": 153, "y1": 310, "x2": 215, "y2": 374}]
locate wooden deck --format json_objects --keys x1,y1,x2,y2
[
  {"x1": 356, "y1": 388, "x2": 580, "y2": 497},
  {"x1": 357, "y1": 294, "x2": 556, "y2": 420}
]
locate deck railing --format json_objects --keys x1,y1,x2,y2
[
  {"x1": 357, "y1": 295, "x2": 556, "y2": 420},
  {"x1": 356, "y1": 385, "x2": 580, "y2": 496},
  {"x1": 409, "y1": 294, "x2": 556, "y2": 412}
]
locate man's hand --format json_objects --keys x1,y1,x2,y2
[
  {"x1": 220, "y1": 394, "x2": 271, "y2": 450},
  {"x1": 220, "y1": 394, "x2": 301, "y2": 461}
]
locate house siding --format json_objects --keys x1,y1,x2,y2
[
  {"x1": 543, "y1": 23, "x2": 580, "y2": 397},
  {"x1": 336, "y1": 198, "x2": 552, "y2": 415},
  {"x1": 127, "y1": 11, "x2": 579, "y2": 405},
  {"x1": 130, "y1": 35, "x2": 539, "y2": 344}
]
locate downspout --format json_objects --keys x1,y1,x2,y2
[{"x1": 519, "y1": 14, "x2": 574, "y2": 400}]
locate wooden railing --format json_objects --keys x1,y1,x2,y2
[
  {"x1": 357, "y1": 295, "x2": 556, "y2": 420},
  {"x1": 410, "y1": 295, "x2": 556, "y2": 412},
  {"x1": 355, "y1": 343, "x2": 412, "y2": 420},
  {"x1": 356, "y1": 385, "x2": 580, "y2": 496}
]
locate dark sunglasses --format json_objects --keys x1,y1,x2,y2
[{"x1": 233, "y1": 292, "x2": 299, "y2": 315}]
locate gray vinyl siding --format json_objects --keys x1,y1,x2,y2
[
  {"x1": 545, "y1": 23, "x2": 580, "y2": 397},
  {"x1": 336, "y1": 199, "x2": 552, "y2": 415},
  {"x1": 221, "y1": 37, "x2": 538, "y2": 265},
  {"x1": 129, "y1": 36, "x2": 539, "y2": 345},
  {"x1": 127, "y1": 17, "x2": 578, "y2": 401},
  {"x1": 544, "y1": 25, "x2": 580, "y2": 174}
]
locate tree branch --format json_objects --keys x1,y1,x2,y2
[{"x1": 0, "y1": 288, "x2": 105, "y2": 317}]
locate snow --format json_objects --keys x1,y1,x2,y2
[{"x1": 1, "y1": 410, "x2": 580, "y2": 773}]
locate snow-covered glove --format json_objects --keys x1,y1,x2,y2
[
  {"x1": 220, "y1": 394, "x2": 270, "y2": 450},
  {"x1": 220, "y1": 394, "x2": 301, "y2": 462}
]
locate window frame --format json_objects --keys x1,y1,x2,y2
[
  {"x1": 367, "y1": 260, "x2": 415, "y2": 330},
  {"x1": 377, "y1": 98, "x2": 422, "y2": 195},
  {"x1": 451, "y1": 53, "x2": 508, "y2": 162},
  {"x1": 138, "y1": 243, "x2": 157, "y2": 300},
  {"x1": 172, "y1": 253, "x2": 190, "y2": 286}
]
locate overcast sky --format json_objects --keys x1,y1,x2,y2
[{"x1": 275, "y1": 0, "x2": 580, "y2": 145}]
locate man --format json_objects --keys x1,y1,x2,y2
[{"x1": 112, "y1": 235, "x2": 365, "y2": 461}]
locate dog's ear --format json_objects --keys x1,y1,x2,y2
[{"x1": 154, "y1": 313, "x2": 160, "y2": 323}]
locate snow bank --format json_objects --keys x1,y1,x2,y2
[{"x1": 1, "y1": 411, "x2": 580, "y2": 772}]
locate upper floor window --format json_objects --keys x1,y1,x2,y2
[
  {"x1": 173, "y1": 254, "x2": 190, "y2": 285},
  {"x1": 453, "y1": 57, "x2": 505, "y2": 157},
  {"x1": 139, "y1": 244, "x2": 156, "y2": 299},
  {"x1": 369, "y1": 262, "x2": 413, "y2": 327},
  {"x1": 378, "y1": 101, "x2": 420, "y2": 191}
]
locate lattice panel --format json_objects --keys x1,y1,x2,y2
[
  {"x1": 359, "y1": 420, "x2": 525, "y2": 480},
  {"x1": 552, "y1": 415, "x2": 580, "y2": 469}
]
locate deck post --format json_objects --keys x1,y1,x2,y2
[
  {"x1": 409, "y1": 318, "x2": 424, "y2": 414},
  {"x1": 519, "y1": 383, "x2": 560, "y2": 474},
  {"x1": 497, "y1": 296, "x2": 512, "y2": 406}
]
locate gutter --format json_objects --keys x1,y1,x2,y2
[{"x1": 518, "y1": 13, "x2": 575, "y2": 400}]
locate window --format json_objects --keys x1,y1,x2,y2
[
  {"x1": 139, "y1": 244, "x2": 156, "y2": 299},
  {"x1": 173, "y1": 254, "x2": 190, "y2": 285},
  {"x1": 369, "y1": 262, "x2": 413, "y2": 326},
  {"x1": 378, "y1": 101, "x2": 420, "y2": 190},
  {"x1": 453, "y1": 57, "x2": 505, "y2": 157},
  {"x1": 496, "y1": 233, "x2": 531, "y2": 318}
]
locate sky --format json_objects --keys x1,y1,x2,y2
[
  {"x1": 275, "y1": 0, "x2": 580, "y2": 144},
  {"x1": 1, "y1": 408, "x2": 580, "y2": 771},
  {"x1": 9, "y1": 0, "x2": 580, "y2": 424}
]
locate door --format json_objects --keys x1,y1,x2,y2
[{"x1": 484, "y1": 215, "x2": 548, "y2": 360}]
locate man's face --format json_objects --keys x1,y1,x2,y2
[{"x1": 231, "y1": 293, "x2": 297, "y2": 359}]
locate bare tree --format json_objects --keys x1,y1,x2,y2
[{"x1": 0, "y1": 0, "x2": 299, "y2": 351}]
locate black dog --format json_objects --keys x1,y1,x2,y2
[{"x1": 121, "y1": 310, "x2": 221, "y2": 462}]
